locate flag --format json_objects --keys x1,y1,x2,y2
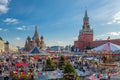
[
  {"x1": 107, "y1": 36, "x2": 110, "y2": 40},
  {"x1": 107, "y1": 36, "x2": 110, "y2": 42}
]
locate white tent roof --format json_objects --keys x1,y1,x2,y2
[{"x1": 92, "y1": 42, "x2": 120, "y2": 51}]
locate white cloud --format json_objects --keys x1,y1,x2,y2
[
  {"x1": 46, "y1": 40, "x2": 74, "y2": 47},
  {"x1": 72, "y1": 37, "x2": 77, "y2": 40},
  {"x1": 16, "y1": 37, "x2": 21, "y2": 40},
  {"x1": 90, "y1": 0, "x2": 120, "y2": 25},
  {"x1": 95, "y1": 31, "x2": 120, "y2": 40},
  {"x1": 0, "y1": 28, "x2": 3, "y2": 31},
  {"x1": 55, "y1": 41, "x2": 65, "y2": 46},
  {"x1": 16, "y1": 25, "x2": 35, "y2": 30},
  {"x1": 106, "y1": 32, "x2": 120, "y2": 36},
  {"x1": 0, "y1": 27, "x2": 8, "y2": 31},
  {"x1": 4, "y1": 18, "x2": 19, "y2": 24},
  {"x1": 107, "y1": 11, "x2": 120, "y2": 24},
  {"x1": 0, "y1": 0, "x2": 10, "y2": 14},
  {"x1": 46, "y1": 41, "x2": 66, "y2": 47},
  {"x1": 16, "y1": 25, "x2": 27, "y2": 30},
  {"x1": 0, "y1": 0, "x2": 9, "y2": 4},
  {"x1": 3, "y1": 29, "x2": 8, "y2": 31}
]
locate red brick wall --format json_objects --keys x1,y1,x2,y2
[
  {"x1": 90, "y1": 39, "x2": 120, "y2": 48},
  {"x1": 74, "y1": 34, "x2": 120, "y2": 50},
  {"x1": 74, "y1": 41, "x2": 84, "y2": 50},
  {"x1": 74, "y1": 31, "x2": 93, "y2": 50}
]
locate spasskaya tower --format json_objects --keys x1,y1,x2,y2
[{"x1": 74, "y1": 10, "x2": 93, "y2": 50}]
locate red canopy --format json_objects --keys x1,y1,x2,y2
[
  {"x1": 33, "y1": 56, "x2": 38, "y2": 60},
  {"x1": 16, "y1": 62, "x2": 28, "y2": 67}
]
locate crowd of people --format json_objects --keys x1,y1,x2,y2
[
  {"x1": 0, "y1": 52, "x2": 120, "y2": 80},
  {"x1": 0, "y1": 53, "x2": 43, "y2": 80},
  {"x1": 69, "y1": 55, "x2": 120, "y2": 80}
]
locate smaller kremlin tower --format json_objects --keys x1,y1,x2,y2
[{"x1": 24, "y1": 26, "x2": 44, "y2": 51}]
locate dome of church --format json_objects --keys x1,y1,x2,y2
[
  {"x1": 0, "y1": 37, "x2": 3, "y2": 41},
  {"x1": 5, "y1": 41, "x2": 9, "y2": 44}
]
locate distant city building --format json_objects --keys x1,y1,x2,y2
[
  {"x1": 24, "y1": 26, "x2": 45, "y2": 51},
  {"x1": 4, "y1": 41, "x2": 9, "y2": 52},
  {"x1": 0, "y1": 37, "x2": 18, "y2": 53},
  {"x1": 0, "y1": 37, "x2": 4, "y2": 53},
  {"x1": 4, "y1": 41, "x2": 18, "y2": 52},
  {"x1": 49, "y1": 46, "x2": 64, "y2": 52},
  {"x1": 65, "y1": 45, "x2": 71, "y2": 52},
  {"x1": 74, "y1": 10, "x2": 120, "y2": 51}
]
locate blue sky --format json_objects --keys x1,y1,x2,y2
[{"x1": 0, "y1": 0, "x2": 120, "y2": 47}]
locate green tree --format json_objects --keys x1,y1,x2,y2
[
  {"x1": 63, "y1": 61, "x2": 80, "y2": 80},
  {"x1": 63, "y1": 61, "x2": 75, "y2": 73},
  {"x1": 58, "y1": 56, "x2": 66, "y2": 69},
  {"x1": 45, "y1": 58, "x2": 55, "y2": 71}
]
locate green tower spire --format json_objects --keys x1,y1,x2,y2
[
  {"x1": 84, "y1": 9, "x2": 88, "y2": 18},
  {"x1": 27, "y1": 36, "x2": 31, "y2": 41}
]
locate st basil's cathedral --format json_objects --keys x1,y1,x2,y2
[{"x1": 24, "y1": 26, "x2": 44, "y2": 51}]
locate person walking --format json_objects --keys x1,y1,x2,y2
[
  {"x1": 108, "y1": 72, "x2": 111, "y2": 80},
  {"x1": 4, "y1": 76, "x2": 9, "y2": 80}
]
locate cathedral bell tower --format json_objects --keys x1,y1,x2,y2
[{"x1": 34, "y1": 26, "x2": 40, "y2": 47}]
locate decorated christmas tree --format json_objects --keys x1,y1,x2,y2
[
  {"x1": 63, "y1": 61, "x2": 80, "y2": 80},
  {"x1": 58, "y1": 55, "x2": 66, "y2": 70}
]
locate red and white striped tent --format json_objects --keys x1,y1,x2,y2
[
  {"x1": 92, "y1": 42, "x2": 120, "y2": 51},
  {"x1": 90, "y1": 41, "x2": 120, "y2": 56}
]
